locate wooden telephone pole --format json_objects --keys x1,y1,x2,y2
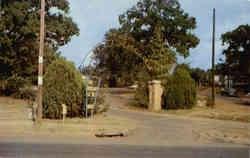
[
  {"x1": 211, "y1": 8, "x2": 216, "y2": 107},
  {"x1": 37, "y1": 0, "x2": 45, "y2": 124}
]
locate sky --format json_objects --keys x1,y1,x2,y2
[{"x1": 60, "y1": 0, "x2": 250, "y2": 70}]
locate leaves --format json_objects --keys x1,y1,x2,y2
[
  {"x1": 119, "y1": 0, "x2": 199, "y2": 57},
  {"x1": 0, "y1": 0, "x2": 79, "y2": 82},
  {"x1": 221, "y1": 24, "x2": 250, "y2": 81},
  {"x1": 93, "y1": 0, "x2": 199, "y2": 84},
  {"x1": 43, "y1": 57, "x2": 85, "y2": 119}
]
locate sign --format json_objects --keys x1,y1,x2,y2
[{"x1": 62, "y1": 104, "x2": 67, "y2": 115}]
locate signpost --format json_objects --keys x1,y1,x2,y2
[{"x1": 62, "y1": 104, "x2": 67, "y2": 124}]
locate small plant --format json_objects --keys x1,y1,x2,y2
[
  {"x1": 88, "y1": 93, "x2": 108, "y2": 114},
  {"x1": 206, "y1": 96, "x2": 215, "y2": 108}
]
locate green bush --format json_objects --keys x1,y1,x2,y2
[
  {"x1": 206, "y1": 96, "x2": 215, "y2": 108},
  {"x1": 94, "y1": 94, "x2": 110, "y2": 114},
  {"x1": 4, "y1": 75, "x2": 27, "y2": 96},
  {"x1": 13, "y1": 86, "x2": 37, "y2": 103},
  {"x1": 134, "y1": 71, "x2": 152, "y2": 108},
  {"x1": 43, "y1": 57, "x2": 85, "y2": 119},
  {"x1": 162, "y1": 68, "x2": 196, "y2": 109},
  {"x1": 134, "y1": 81, "x2": 149, "y2": 108}
]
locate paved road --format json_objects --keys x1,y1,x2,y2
[{"x1": 0, "y1": 142, "x2": 248, "y2": 158}]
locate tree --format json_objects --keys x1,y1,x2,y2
[
  {"x1": 175, "y1": 63, "x2": 206, "y2": 87},
  {"x1": 221, "y1": 25, "x2": 250, "y2": 83},
  {"x1": 119, "y1": 0, "x2": 199, "y2": 57},
  {"x1": 190, "y1": 68, "x2": 206, "y2": 88},
  {"x1": 94, "y1": 0, "x2": 199, "y2": 83},
  {"x1": 93, "y1": 29, "x2": 141, "y2": 87},
  {"x1": 0, "y1": 0, "x2": 79, "y2": 83}
]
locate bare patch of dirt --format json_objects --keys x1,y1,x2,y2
[{"x1": 0, "y1": 96, "x2": 137, "y2": 139}]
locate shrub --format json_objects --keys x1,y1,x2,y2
[
  {"x1": 13, "y1": 86, "x2": 37, "y2": 103},
  {"x1": 94, "y1": 94, "x2": 110, "y2": 114},
  {"x1": 162, "y1": 68, "x2": 196, "y2": 109},
  {"x1": 43, "y1": 57, "x2": 85, "y2": 119},
  {"x1": 206, "y1": 96, "x2": 215, "y2": 108},
  {"x1": 4, "y1": 75, "x2": 27, "y2": 96},
  {"x1": 87, "y1": 92, "x2": 107, "y2": 114},
  {"x1": 3, "y1": 75, "x2": 36, "y2": 103},
  {"x1": 134, "y1": 71, "x2": 152, "y2": 108}
]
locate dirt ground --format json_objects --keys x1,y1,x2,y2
[
  {"x1": 0, "y1": 96, "x2": 137, "y2": 139},
  {"x1": 0, "y1": 90, "x2": 249, "y2": 147},
  {"x1": 101, "y1": 88, "x2": 250, "y2": 123},
  {"x1": 100, "y1": 88, "x2": 250, "y2": 146}
]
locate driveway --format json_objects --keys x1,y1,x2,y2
[{"x1": 102, "y1": 88, "x2": 250, "y2": 147}]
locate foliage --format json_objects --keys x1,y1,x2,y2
[
  {"x1": 162, "y1": 68, "x2": 196, "y2": 109},
  {"x1": 12, "y1": 86, "x2": 37, "y2": 103},
  {"x1": 43, "y1": 57, "x2": 85, "y2": 119},
  {"x1": 205, "y1": 96, "x2": 215, "y2": 108},
  {"x1": 93, "y1": 94, "x2": 110, "y2": 114},
  {"x1": 175, "y1": 63, "x2": 207, "y2": 87},
  {"x1": 221, "y1": 24, "x2": 250, "y2": 83},
  {"x1": 175, "y1": 63, "x2": 192, "y2": 73},
  {"x1": 93, "y1": 0, "x2": 200, "y2": 85},
  {"x1": 119, "y1": 0, "x2": 199, "y2": 58},
  {"x1": 93, "y1": 29, "x2": 144, "y2": 87},
  {"x1": 190, "y1": 68, "x2": 207, "y2": 87},
  {"x1": 0, "y1": 0, "x2": 79, "y2": 86},
  {"x1": 4, "y1": 74, "x2": 27, "y2": 96},
  {"x1": 134, "y1": 71, "x2": 152, "y2": 108}
]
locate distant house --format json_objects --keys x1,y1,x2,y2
[
  {"x1": 214, "y1": 75, "x2": 220, "y2": 85},
  {"x1": 215, "y1": 75, "x2": 233, "y2": 88}
]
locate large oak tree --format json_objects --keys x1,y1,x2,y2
[{"x1": 93, "y1": 0, "x2": 199, "y2": 86}]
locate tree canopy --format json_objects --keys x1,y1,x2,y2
[
  {"x1": 221, "y1": 24, "x2": 250, "y2": 82},
  {"x1": 93, "y1": 0, "x2": 199, "y2": 86},
  {"x1": 119, "y1": 0, "x2": 199, "y2": 58},
  {"x1": 0, "y1": 0, "x2": 79, "y2": 82}
]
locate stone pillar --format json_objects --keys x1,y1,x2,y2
[{"x1": 148, "y1": 80, "x2": 163, "y2": 112}]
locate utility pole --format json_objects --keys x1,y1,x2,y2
[
  {"x1": 37, "y1": 0, "x2": 45, "y2": 124},
  {"x1": 211, "y1": 8, "x2": 216, "y2": 107}
]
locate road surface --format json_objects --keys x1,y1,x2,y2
[{"x1": 0, "y1": 142, "x2": 248, "y2": 158}]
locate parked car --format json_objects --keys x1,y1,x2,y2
[
  {"x1": 128, "y1": 84, "x2": 138, "y2": 89},
  {"x1": 234, "y1": 84, "x2": 250, "y2": 97},
  {"x1": 220, "y1": 88, "x2": 237, "y2": 97}
]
